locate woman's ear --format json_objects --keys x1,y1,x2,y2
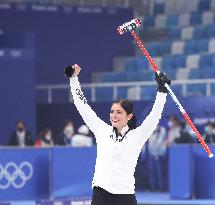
[{"x1": 127, "y1": 113, "x2": 133, "y2": 121}]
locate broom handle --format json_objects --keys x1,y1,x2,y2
[{"x1": 131, "y1": 31, "x2": 213, "y2": 158}]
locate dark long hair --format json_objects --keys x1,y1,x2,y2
[
  {"x1": 112, "y1": 99, "x2": 137, "y2": 130},
  {"x1": 40, "y1": 127, "x2": 52, "y2": 144}
]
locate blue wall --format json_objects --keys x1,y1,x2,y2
[
  {"x1": 51, "y1": 147, "x2": 96, "y2": 198},
  {"x1": 0, "y1": 148, "x2": 49, "y2": 200},
  {"x1": 0, "y1": 147, "x2": 96, "y2": 200},
  {"x1": 0, "y1": 49, "x2": 36, "y2": 145},
  {"x1": 0, "y1": 3, "x2": 134, "y2": 84},
  {"x1": 170, "y1": 145, "x2": 215, "y2": 199},
  {"x1": 0, "y1": 146, "x2": 215, "y2": 201}
]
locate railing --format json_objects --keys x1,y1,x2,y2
[{"x1": 36, "y1": 78, "x2": 215, "y2": 103}]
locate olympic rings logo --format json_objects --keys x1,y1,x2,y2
[{"x1": 0, "y1": 161, "x2": 33, "y2": 189}]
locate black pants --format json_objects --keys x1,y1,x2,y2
[{"x1": 91, "y1": 186, "x2": 137, "y2": 205}]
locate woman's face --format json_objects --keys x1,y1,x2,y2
[
  {"x1": 16, "y1": 122, "x2": 25, "y2": 132},
  {"x1": 110, "y1": 103, "x2": 133, "y2": 130}
]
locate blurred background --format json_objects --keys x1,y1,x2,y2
[{"x1": 0, "y1": 0, "x2": 215, "y2": 204}]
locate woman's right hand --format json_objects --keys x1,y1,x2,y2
[
  {"x1": 64, "y1": 64, "x2": 81, "y2": 78},
  {"x1": 72, "y1": 64, "x2": 81, "y2": 77}
]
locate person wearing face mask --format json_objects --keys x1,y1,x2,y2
[
  {"x1": 65, "y1": 64, "x2": 170, "y2": 205},
  {"x1": 71, "y1": 124, "x2": 93, "y2": 147},
  {"x1": 203, "y1": 121, "x2": 212, "y2": 139},
  {"x1": 55, "y1": 121, "x2": 75, "y2": 146},
  {"x1": 35, "y1": 128, "x2": 54, "y2": 147},
  {"x1": 174, "y1": 122, "x2": 194, "y2": 144},
  {"x1": 8, "y1": 121, "x2": 34, "y2": 147},
  {"x1": 204, "y1": 122, "x2": 215, "y2": 143},
  {"x1": 166, "y1": 115, "x2": 181, "y2": 146}
]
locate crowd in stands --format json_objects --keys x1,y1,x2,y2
[
  {"x1": 8, "y1": 117, "x2": 215, "y2": 148},
  {"x1": 8, "y1": 120, "x2": 94, "y2": 148}
]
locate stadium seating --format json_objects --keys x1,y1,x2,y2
[
  {"x1": 150, "y1": 0, "x2": 214, "y2": 16},
  {"x1": 91, "y1": 0, "x2": 215, "y2": 101},
  {"x1": 166, "y1": 14, "x2": 178, "y2": 27},
  {"x1": 193, "y1": 26, "x2": 206, "y2": 39},
  {"x1": 188, "y1": 70, "x2": 204, "y2": 79},
  {"x1": 170, "y1": 84, "x2": 184, "y2": 96},
  {"x1": 198, "y1": 0, "x2": 211, "y2": 12},
  {"x1": 140, "y1": 86, "x2": 156, "y2": 100},
  {"x1": 143, "y1": 37, "x2": 214, "y2": 57},
  {"x1": 173, "y1": 54, "x2": 186, "y2": 68},
  {"x1": 95, "y1": 87, "x2": 113, "y2": 102},
  {"x1": 153, "y1": 2, "x2": 165, "y2": 15},
  {"x1": 181, "y1": 26, "x2": 194, "y2": 40},
  {"x1": 98, "y1": 52, "x2": 214, "y2": 85},
  {"x1": 187, "y1": 84, "x2": 206, "y2": 96},
  {"x1": 117, "y1": 87, "x2": 129, "y2": 99},
  {"x1": 143, "y1": 11, "x2": 215, "y2": 30},
  {"x1": 171, "y1": 41, "x2": 185, "y2": 55}
]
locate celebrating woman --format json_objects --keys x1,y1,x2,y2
[{"x1": 65, "y1": 64, "x2": 171, "y2": 205}]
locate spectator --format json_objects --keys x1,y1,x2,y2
[
  {"x1": 55, "y1": 120, "x2": 75, "y2": 145},
  {"x1": 71, "y1": 125, "x2": 93, "y2": 147},
  {"x1": 204, "y1": 122, "x2": 215, "y2": 143},
  {"x1": 203, "y1": 121, "x2": 212, "y2": 139},
  {"x1": 147, "y1": 125, "x2": 167, "y2": 191},
  {"x1": 8, "y1": 121, "x2": 33, "y2": 146},
  {"x1": 35, "y1": 128, "x2": 54, "y2": 147},
  {"x1": 166, "y1": 115, "x2": 181, "y2": 146},
  {"x1": 175, "y1": 122, "x2": 194, "y2": 144}
]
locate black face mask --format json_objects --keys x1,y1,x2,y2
[{"x1": 17, "y1": 127, "x2": 24, "y2": 132}]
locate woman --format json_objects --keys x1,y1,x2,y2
[
  {"x1": 67, "y1": 64, "x2": 171, "y2": 205},
  {"x1": 8, "y1": 120, "x2": 33, "y2": 147},
  {"x1": 35, "y1": 128, "x2": 54, "y2": 147},
  {"x1": 55, "y1": 120, "x2": 75, "y2": 145}
]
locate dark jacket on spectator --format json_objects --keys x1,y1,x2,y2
[{"x1": 8, "y1": 131, "x2": 34, "y2": 146}]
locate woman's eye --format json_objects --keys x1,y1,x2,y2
[{"x1": 110, "y1": 110, "x2": 122, "y2": 114}]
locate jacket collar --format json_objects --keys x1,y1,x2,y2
[{"x1": 120, "y1": 125, "x2": 130, "y2": 136}]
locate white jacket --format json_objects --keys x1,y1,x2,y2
[
  {"x1": 72, "y1": 134, "x2": 93, "y2": 147},
  {"x1": 70, "y1": 76, "x2": 167, "y2": 194}
]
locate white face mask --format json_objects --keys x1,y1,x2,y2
[
  {"x1": 64, "y1": 126, "x2": 74, "y2": 137},
  {"x1": 45, "y1": 134, "x2": 52, "y2": 141}
]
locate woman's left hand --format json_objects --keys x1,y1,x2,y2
[{"x1": 155, "y1": 72, "x2": 171, "y2": 93}]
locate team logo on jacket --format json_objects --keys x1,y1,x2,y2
[
  {"x1": 110, "y1": 134, "x2": 124, "y2": 142},
  {"x1": 76, "y1": 88, "x2": 87, "y2": 104}
]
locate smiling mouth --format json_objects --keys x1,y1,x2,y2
[{"x1": 112, "y1": 120, "x2": 119, "y2": 123}]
